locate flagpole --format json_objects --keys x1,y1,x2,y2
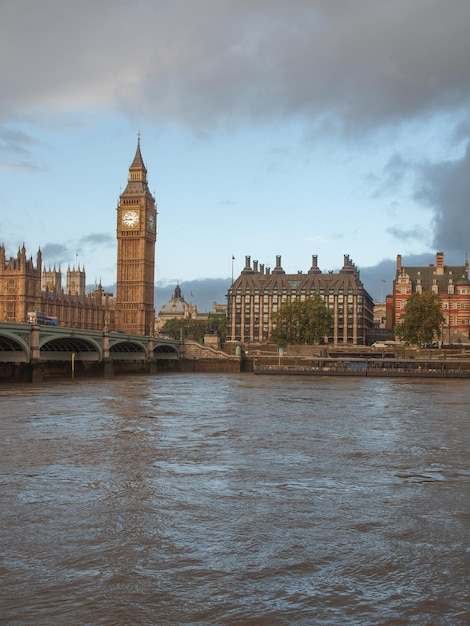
[{"x1": 231, "y1": 255, "x2": 235, "y2": 285}]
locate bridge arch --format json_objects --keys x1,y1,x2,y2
[
  {"x1": 109, "y1": 339, "x2": 148, "y2": 360},
  {"x1": 153, "y1": 343, "x2": 179, "y2": 359},
  {"x1": 39, "y1": 335, "x2": 102, "y2": 361},
  {"x1": 0, "y1": 329, "x2": 30, "y2": 362}
]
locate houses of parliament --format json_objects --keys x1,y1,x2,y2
[{"x1": 0, "y1": 139, "x2": 157, "y2": 336}]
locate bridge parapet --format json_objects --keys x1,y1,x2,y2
[{"x1": 0, "y1": 322, "x2": 180, "y2": 364}]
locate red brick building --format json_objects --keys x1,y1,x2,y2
[{"x1": 393, "y1": 252, "x2": 470, "y2": 345}]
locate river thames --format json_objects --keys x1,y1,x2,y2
[{"x1": 0, "y1": 373, "x2": 468, "y2": 625}]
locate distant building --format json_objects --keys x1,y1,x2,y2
[
  {"x1": 42, "y1": 264, "x2": 63, "y2": 292},
  {"x1": 0, "y1": 244, "x2": 112, "y2": 329},
  {"x1": 155, "y1": 285, "x2": 195, "y2": 333},
  {"x1": 211, "y1": 302, "x2": 227, "y2": 316},
  {"x1": 65, "y1": 264, "x2": 86, "y2": 296},
  {"x1": 393, "y1": 252, "x2": 470, "y2": 344},
  {"x1": 226, "y1": 254, "x2": 374, "y2": 345},
  {"x1": 155, "y1": 286, "x2": 228, "y2": 337},
  {"x1": 373, "y1": 301, "x2": 387, "y2": 328}
]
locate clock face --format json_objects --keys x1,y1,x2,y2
[
  {"x1": 122, "y1": 210, "x2": 139, "y2": 228},
  {"x1": 147, "y1": 213, "x2": 155, "y2": 229}
]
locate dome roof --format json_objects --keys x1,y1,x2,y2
[{"x1": 158, "y1": 285, "x2": 188, "y2": 316}]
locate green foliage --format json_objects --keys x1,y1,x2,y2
[
  {"x1": 395, "y1": 292, "x2": 445, "y2": 346},
  {"x1": 271, "y1": 295, "x2": 333, "y2": 346},
  {"x1": 207, "y1": 314, "x2": 227, "y2": 342},
  {"x1": 161, "y1": 314, "x2": 226, "y2": 342}
]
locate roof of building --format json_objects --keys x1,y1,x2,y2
[
  {"x1": 158, "y1": 285, "x2": 188, "y2": 317},
  {"x1": 231, "y1": 254, "x2": 372, "y2": 298},
  {"x1": 130, "y1": 137, "x2": 147, "y2": 174},
  {"x1": 396, "y1": 252, "x2": 469, "y2": 291},
  {"x1": 121, "y1": 137, "x2": 153, "y2": 198}
]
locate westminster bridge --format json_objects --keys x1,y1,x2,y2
[{"x1": 0, "y1": 322, "x2": 180, "y2": 381}]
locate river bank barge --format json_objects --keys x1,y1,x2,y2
[{"x1": 253, "y1": 357, "x2": 470, "y2": 378}]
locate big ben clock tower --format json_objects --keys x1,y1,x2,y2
[{"x1": 115, "y1": 136, "x2": 157, "y2": 335}]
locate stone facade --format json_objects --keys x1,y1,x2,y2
[
  {"x1": 115, "y1": 138, "x2": 157, "y2": 335},
  {"x1": 226, "y1": 254, "x2": 374, "y2": 345},
  {"x1": 393, "y1": 252, "x2": 470, "y2": 344},
  {"x1": 0, "y1": 245, "x2": 113, "y2": 329},
  {"x1": 0, "y1": 245, "x2": 42, "y2": 323}
]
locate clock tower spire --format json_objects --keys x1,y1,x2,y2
[{"x1": 115, "y1": 136, "x2": 157, "y2": 335}]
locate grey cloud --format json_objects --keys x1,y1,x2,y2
[
  {"x1": 78, "y1": 233, "x2": 114, "y2": 248},
  {"x1": 414, "y1": 143, "x2": 470, "y2": 256},
  {"x1": 0, "y1": 127, "x2": 43, "y2": 170},
  {"x1": 0, "y1": 128, "x2": 39, "y2": 155},
  {"x1": 1, "y1": 1, "x2": 469, "y2": 135},
  {"x1": 369, "y1": 152, "x2": 411, "y2": 198},
  {"x1": 97, "y1": 278, "x2": 232, "y2": 313},
  {"x1": 155, "y1": 278, "x2": 231, "y2": 313},
  {"x1": 40, "y1": 233, "x2": 114, "y2": 269},
  {"x1": 386, "y1": 226, "x2": 429, "y2": 243},
  {"x1": 2, "y1": 0, "x2": 469, "y2": 267},
  {"x1": 372, "y1": 144, "x2": 469, "y2": 258},
  {"x1": 40, "y1": 243, "x2": 69, "y2": 266}
]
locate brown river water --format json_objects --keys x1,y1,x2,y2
[{"x1": 0, "y1": 374, "x2": 469, "y2": 625}]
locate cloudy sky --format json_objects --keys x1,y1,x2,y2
[{"x1": 1, "y1": 0, "x2": 469, "y2": 304}]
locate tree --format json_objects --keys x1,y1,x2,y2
[
  {"x1": 206, "y1": 314, "x2": 227, "y2": 342},
  {"x1": 161, "y1": 315, "x2": 227, "y2": 342},
  {"x1": 395, "y1": 291, "x2": 445, "y2": 346},
  {"x1": 271, "y1": 295, "x2": 333, "y2": 346}
]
